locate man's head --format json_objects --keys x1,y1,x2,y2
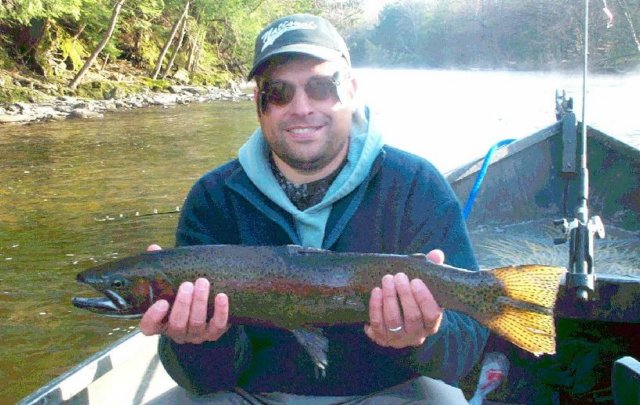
[
  {"x1": 248, "y1": 14, "x2": 351, "y2": 81},
  {"x1": 250, "y1": 14, "x2": 358, "y2": 184}
]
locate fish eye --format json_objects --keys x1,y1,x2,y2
[{"x1": 111, "y1": 278, "x2": 127, "y2": 289}]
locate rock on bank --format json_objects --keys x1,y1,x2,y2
[{"x1": 0, "y1": 85, "x2": 253, "y2": 125}]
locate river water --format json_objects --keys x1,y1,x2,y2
[{"x1": 1, "y1": 69, "x2": 638, "y2": 402}]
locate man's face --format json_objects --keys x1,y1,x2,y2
[{"x1": 255, "y1": 57, "x2": 357, "y2": 179}]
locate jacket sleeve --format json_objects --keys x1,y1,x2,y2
[
  {"x1": 158, "y1": 326, "x2": 252, "y2": 395},
  {"x1": 156, "y1": 177, "x2": 249, "y2": 394},
  {"x1": 399, "y1": 172, "x2": 489, "y2": 385}
]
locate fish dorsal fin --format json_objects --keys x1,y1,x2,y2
[{"x1": 292, "y1": 327, "x2": 328, "y2": 378}]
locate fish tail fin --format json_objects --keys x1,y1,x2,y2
[{"x1": 485, "y1": 265, "x2": 566, "y2": 356}]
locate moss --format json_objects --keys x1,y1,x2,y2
[
  {"x1": 140, "y1": 77, "x2": 172, "y2": 92},
  {"x1": 74, "y1": 80, "x2": 113, "y2": 99},
  {"x1": 0, "y1": 85, "x2": 47, "y2": 103},
  {"x1": 0, "y1": 47, "x2": 17, "y2": 71},
  {"x1": 190, "y1": 70, "x2": 232, "y2": 87}
]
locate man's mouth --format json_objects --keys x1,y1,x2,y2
[{"x1": 286, "y1": 125, "x2": 324, "y2": 139}]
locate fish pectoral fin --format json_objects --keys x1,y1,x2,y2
[{"x1": 292, "y1": 327, "x2": 328, "y2": 378}]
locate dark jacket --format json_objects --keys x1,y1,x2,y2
[{"x1": 158, "y1": 145, "x2": 488, "y2": 396}]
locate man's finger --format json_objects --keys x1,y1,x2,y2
[
  {"x1": 207, "y1": 293, "x2": 230, "y2": 340},
  {"x1": 381, "y1": 274, "x2": 403, "y2": 332},
  {"x1": 368, "y1": 287, "x2": 384, "y2": 336},
  {"x1": 425, "y1": 249, "x2": 444, "y2": 264},
  {"x1": 187, "y1": 278, "x2": 210, "y2": 340},
  {"x1": 166, "y1": 282, "x2": 194, "y2": 342},
  {"x1": 139, "y1": 299, "x2": 169, "y2": 336},
  {"x1": 411, "y1": 278, "x2": 443, "y2": 334},
  {"x1": 394, "y1": 273, "x2": 423, "y2": 336}
]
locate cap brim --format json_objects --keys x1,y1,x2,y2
[{"x1": 247, "y1": 44, "x2": 346, "y2": 80}]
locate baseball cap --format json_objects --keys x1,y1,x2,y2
[{"x1": 247, "y1": 14, "x2": 351, "y2": 80}]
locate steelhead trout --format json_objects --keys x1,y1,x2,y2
[{"x1": 73, "y1": 244, "x2": 566, "y2": 370}]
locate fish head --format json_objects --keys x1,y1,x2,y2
[{"x1": 72, "y1": 253, "x2": 176, "y2": 318}]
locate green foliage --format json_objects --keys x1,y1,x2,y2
[
  {"x1": 0, "y1": 0, "x2": 84, "y2": 24},
  {"x1": 3, "y1": 0, "x2": 635, "y2": 101},
  {"x1": 137, "y1": 0, "x2": 165, "y2": 16},
  {"x1": 138, "y1": 36, "x2": 162, "y2": 68},
  {"x1": 353, "y1": 0, "x2": 640, "y2": 71},
  {"x1": 59, "y1": 35, "x2": 87, "y2": 71},
  {"x1": 0, "y1": 0, "x2": 364, "y2": 90}
]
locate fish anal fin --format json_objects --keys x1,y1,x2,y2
[{"x1": 292, "y1": 327, "x2": 328, "y2": 378}]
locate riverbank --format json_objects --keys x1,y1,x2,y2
[{"x1": 0, "y1": 66, "x2": 252, "y2": 124}]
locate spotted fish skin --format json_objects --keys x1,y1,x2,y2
[{"x1": 72, "y1": 244, "x2": 565, "y2": 356}]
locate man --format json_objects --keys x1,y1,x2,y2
[{"x1": 140, "y1": 13, "x2": 488, "y2": 403}]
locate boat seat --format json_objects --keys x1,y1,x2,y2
[{"x1": 612, "y1": 356, "x2": 640, "y2": 405}]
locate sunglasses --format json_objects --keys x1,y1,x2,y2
[{"x1": 258, "y1": 72, "x2": 343, "y2": 114}]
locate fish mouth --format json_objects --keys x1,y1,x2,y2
[{"x1": 72, "y1": 289, "x2": 140, "y2": 319}]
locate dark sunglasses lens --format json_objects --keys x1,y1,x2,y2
[
  {"x1": 306, "y1": 78, "x2": 337, "y2": 101},
  {"x1": 260, "y1": 76, "x2": 338, "y2": 113},
  {"x1": 263, "y1": 81, "x2": 294, "y2": 106}
]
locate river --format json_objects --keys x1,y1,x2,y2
[{"x1": 1, "y1": 69, "x2": 638, "y2": 402}]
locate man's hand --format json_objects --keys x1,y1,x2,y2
[
  {"x1": 139, "y1": 244, "x2": 230, "y2": 344},
  {"x1": 364, "y1": 249, "x2": 445, "y2": 349}
]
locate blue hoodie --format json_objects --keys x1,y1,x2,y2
[{"x1": 238, "y1": 106, "x2": 384, "y2": 247}]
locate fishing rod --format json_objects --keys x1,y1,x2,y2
[
  {"x1": 94, "y1": 206, "x2": 182, "y2": 222},
  {"x1": 554, "y1": 0, "x2": 605, "y2": 301}
]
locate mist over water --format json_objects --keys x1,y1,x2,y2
[{"x1": 355, "y1": 68, "x2": 639, "y2": 172}]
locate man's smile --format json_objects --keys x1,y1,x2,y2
[{"x1": 285, "y1": 125, "x2": 326, "y2": 140}]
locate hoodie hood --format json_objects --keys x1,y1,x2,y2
[{"x1": 238, "y1": 105, "x2": 384, "y2": 247}]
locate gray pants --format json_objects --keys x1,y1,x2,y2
[{"x1": 147, "y1": 376, "x2": 469, "y2": 404}]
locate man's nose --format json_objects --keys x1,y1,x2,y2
[{"x1": 288, "y1": 85, "x2": 313, "y2": 115}]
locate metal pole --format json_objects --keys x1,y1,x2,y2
[
  {"x1": 582, "y1": 0, "x2": 589, "y2": 171},
  {"x1": 556, "y1": 0, "x2": 605, "y2": 302}
]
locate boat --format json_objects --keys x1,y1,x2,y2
[
  {"x1": 447, "y1": 94, "x2": 640, "y2": 403},
  {"x1": 19, "y1": 97, "x2": 640, "y2": 404}
]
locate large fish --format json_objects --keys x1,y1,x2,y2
[{"x1": 73, "y1": 244, "x2": 565, "y2": 371}]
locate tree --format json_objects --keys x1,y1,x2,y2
[
  {"x1": 69, "y1": 0, "x2": 126, "y2": 90},
  {"x1": 152, "y1": 0, "x2": 190, "y2": 79},
  {"x1": 161, "y1": 12, "x2": 189, "y2": 79}
]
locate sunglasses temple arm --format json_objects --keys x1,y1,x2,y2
[{"x1": 333, "y1": 71, "x2": 347, "y2": 105}]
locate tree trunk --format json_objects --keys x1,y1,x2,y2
[
  {"x1": 161, "y1": 11, "x2": 188, "y2": 79},
  {"x1": 187, "y1": 30, "x2": 205, "y2": 73},
  {"x1": 100, "y1": 54, "x2": 110, "y2": 72},
  {"x1": 152, "y1": 0, "x2": 190, "y2": 79},
  {"x1": 69, "y1": 0, "x2": 126, "y2": 90},
  {"x1": 615, "y1": 0, "x2": 640, "y2": 53},
  {"x1": 186, "y1": 36, "x2": 197, "y2": 72}
]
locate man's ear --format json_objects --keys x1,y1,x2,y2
[
  {"x1": 253, "y1": 86, "x2": 263, "y2": 117},
  {"x1": 337, "y1": 73, "x2": 358, "y2": 107},
  {"x1": 344, "y1": 76, "x2": 359, "y2": 111}
]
